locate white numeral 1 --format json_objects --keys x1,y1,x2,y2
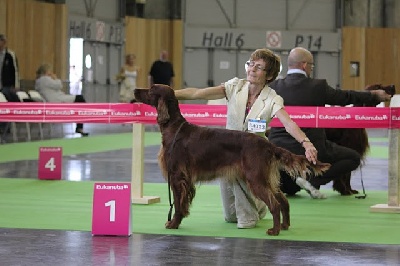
[
  {"x1": 45, "y1": 157, "x2": 56, "y2": 171},
  {"x1": 105, "y1": 200, "x2": 116, "y2": 222}
]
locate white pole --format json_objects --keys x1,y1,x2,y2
[
  {"x1": 131, "y1": 123, "x2": 160, "y2": 204},
  {"x1": 371, "y1": 95, "x2": 400, "y2": 213}
]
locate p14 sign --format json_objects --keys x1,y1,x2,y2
[
  {"x1": 38, "y1": 147, "x2": 62, "y2": 180},
  {"x1": 92, "y1": 183, "x2": 132, "y2": 236}
]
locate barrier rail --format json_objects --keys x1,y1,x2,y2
[
  {"x1": 1, "y1": 102, "x2": 399, "y2": 211},
  {"x1": 1, "y1": 102, "x2": 400, "y2": 128}
]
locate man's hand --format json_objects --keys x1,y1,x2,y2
[{"x1": 366, "y1": 84, "x2": 395, "y2": 101}]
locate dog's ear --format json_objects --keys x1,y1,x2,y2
[{"x1": 157, "y1": 98, "x2": 170, "y2": 124}]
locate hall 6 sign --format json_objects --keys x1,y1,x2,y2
[
  {"x1": 38, "y1": 147, "x2": 62, "y2": 180},
  {"x1": 92, "y1": 183, "x2": 132, "y2": 236}
]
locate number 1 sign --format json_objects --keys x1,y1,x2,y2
[
  {"x1": 38, "y1": 147, "x2": 62, "y2": 180},
  {"x1": 92, "y1": 183, "x2": 132, "y2": 236}
]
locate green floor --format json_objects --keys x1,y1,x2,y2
[
  {"x1": 0, "y1": 178, "x2": 398, "y2": 245},
  {"x1": 0, "y1": 133, "x2": 396, "y2": 245}
]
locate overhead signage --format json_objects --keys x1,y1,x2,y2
[
  {"x1": 185, "y1": 26, "x2": 340, "y2": 52},
  {"x1": 69, "y1": 16, "x2": 123, "y2": 44}
]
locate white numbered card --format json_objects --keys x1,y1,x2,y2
[{"x1": 248, "y1": 119, "x2": 267, "y2": 133}]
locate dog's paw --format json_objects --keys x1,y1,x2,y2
[
  {"x1": 337, "y1": 188, "x2": 359, "y2": 196},
  {"x1": 267, "y1": 227, "x2": 280, "y2": 236},
  {"x1": 165, "y1": 220, "x2": 179, "y2": 229},
  {"x1": 281, "y1": 223, "x2": 289, "y2": 230},
  {"x1": 351, "y1": 189, "x2": 359, "y2": 194}
]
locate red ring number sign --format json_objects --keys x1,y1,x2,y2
[
  {"x1": 38, "y1": 147, "x2": 62, "y2": 180},
  {"x1": 92, "y1": 183, "x2": 132, "y2": 236}
]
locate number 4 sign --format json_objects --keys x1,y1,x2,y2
[
  {"x1": 38, "y1": 147, "x2": 62, "y2": 180},
  {"x1": 92, "y1": 183, "x2": 132, "y2": 236}
]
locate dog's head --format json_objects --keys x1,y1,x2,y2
[{"x1": 134, "y1": 84, "x2": 178, "y2": 124}]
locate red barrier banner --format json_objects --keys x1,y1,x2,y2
[
  {"x1": 134, "y1": 104, "x2": 227, "y2": 125},
  {"x1": 269, "y1": 107, "x2": 317, "y2": 128},
  {"x1": 1, "y1": 102, "x2": 399, "y2": 128},
  {"x1": 270, "y1": 106, "x2": 391, "y2": 129},
  {"x1": 317, "y1": 107, "x2": 390, "y2": 128},
  {"x1": 173, "y1": 104, "x2": 227, "y2": 126},
  {"x1": 0, "y1": 103, "x2": 139, "y2": 124},
  {"x1": 391, "y1": 107, "x2": 400, "y2": 129}
]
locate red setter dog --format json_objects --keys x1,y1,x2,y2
[
  {"x1": 326, "y1": 84, "x2": 395, "y2": 195},
  {"x1": 134, "y1": 84, "x2": 330, "y2": 236}
]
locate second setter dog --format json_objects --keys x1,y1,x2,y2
[
  {"x1": 326, "y1": 84, "x2": 395, "y2": 195},
  {"x1": 134, "y1": 84, "x2": 330, "y2": 236}
]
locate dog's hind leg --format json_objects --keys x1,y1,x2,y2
[
  {"x1": 248, "y1": 183, "x2": 281, "y2": 236},
  {"x1": 275, "y1": 191, "x2": 290, "y2": 230}
]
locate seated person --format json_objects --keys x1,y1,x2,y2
[{"x1": 35, "y1": 63, "x2": 89, "y2": 136}]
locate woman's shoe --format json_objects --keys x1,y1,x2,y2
[{"x1": 75, "y1": 128, "x2": 89, "y2": 136}]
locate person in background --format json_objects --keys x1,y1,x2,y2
[
  {"x1": 174, "y1": 48, "x2": 318, "y2": 229},
  {"x1": 0, "y1": 33, "x2": 20, "y2": 138},
  {"x1": 148, "y1": 50, "x2": 174, "y2": 87},
  {"x1": 268, "y1": 47, "x2": 392, "y2": 198},
  {"x1": 69, "y1": 65, "x2": 82, "y2": 95},
  {"x1": 116, "y1": 53, "x2": 140, "y2": 103},
  {"x1": 0, "y1": 34, "x2": 20, "y2": 102},
  {"x1": 35, "y1": 63, "x2": 89, "y2": 136}
]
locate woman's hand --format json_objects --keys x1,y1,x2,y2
[
  {"x1": 303, "y1": 141, "x2": 318, "y2": 164},
  {"x1": 116, "y1": 73, "x2": 125, "y2": 82}
]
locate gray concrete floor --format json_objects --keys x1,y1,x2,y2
[{"x1": 0, "y1": 125, "x2": 398, "y2": 266}]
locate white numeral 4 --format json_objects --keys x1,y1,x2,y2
[{"x1": 45, "y1": 157, "x2": 56, "y2": 171}]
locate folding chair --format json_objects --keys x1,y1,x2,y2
[
  {"x1": 28, "y1": 90, "x2": 63, "y2": 138},
  {"x1": 0, "y1": 92, "x2": 18, "y2": 142},
  {"x1": 16, "y1": 91, "x2": 44, "y2": 140},
  {"x1": 27, "y1": 90, "x2": 45, "y2": 102}
]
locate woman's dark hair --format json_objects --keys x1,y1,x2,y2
[{"x1": 250, "y1": 48, "x2": 281, "y2": 83}]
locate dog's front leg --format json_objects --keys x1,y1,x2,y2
[
  {"x1": 165, "y1": 175, "x2": 194, "y2": 229},
  {"x1": 165, "y1": 180, "x2": 183, "y2": 229},
  {"x1": 165, "y1": 214, "x2": 183, "y2": 229}
]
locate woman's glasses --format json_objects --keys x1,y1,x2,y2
[{"x1": 245, "y1": 61, "x2": 266, "y2": 72}]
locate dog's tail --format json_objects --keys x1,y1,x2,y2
[{"x1": 274, "y1": 146, "x2": 330, "y2": 180}]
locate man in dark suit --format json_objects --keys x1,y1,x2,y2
[
  {"x1": 268, "y1": 47, "x2": 391, "y2": 198},
  {"x1": 0, "y1": 33, "x2": 20, "y2": 139},
  {"x1": 0, "y1": 34, "x2": 20, "y2": 102}
]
